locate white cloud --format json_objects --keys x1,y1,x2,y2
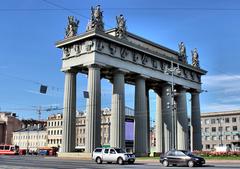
[
  {"x1": 202, "y1": 103, "x2": 240, "y2": 113},
  {"x1": 202, "y1": 74, "x2": 240, "y2": 94},
  {"x1": 201, "y1": 74, "x2": 240, "y2": 112}
]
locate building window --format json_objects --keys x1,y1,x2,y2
[
  {"x1": 206, "y1": 136, "x2": 210, "y2": 141},
  {"x1": 211, "y1": 119, "x2": 216, "y2": 124},
  {"x1": 48, "y1": 122, "x2": 51, "y2": 126},
  {"x1": 233, "y1": 126, "x2": 237, "y2": 131},
  {"x1": 205, "y1": 127, "x2": 209, "y2": 132},
  {"x1": 225, "y1": 118, "x2": 230, "y2": 123},
  {"x1": 233, "y1": 135, "x2": 239, "y2": 140},
  {"x1": 226, "y1": 126, "x2": 230, "y2": 132},
  {"x1": 226, "y1": 135, "x2": 231, "y2": 140},
  {"x1": 212, "y1": 136, "x2": 217, "y2": 140},
  {"x1": 232, "y1": 117, "x2": 237, "y2": 123},
  {"x1": 205, "y1": 119, "x2": 210, "y2": 124},
  {"x1": 212, "y1": 127, "x2": 216, "y2": 132}
]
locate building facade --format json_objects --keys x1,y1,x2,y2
[
  {"x1": 0, "y1": 112, "x2": 22, "y2": 144},
  {"x1": 47, "y1": 107, "x2": 134, "y2": 151},
  {"x1": 201, "y1": 110, "x2": 240, "y2": 151},
  {"x1": 56, "y1": 5, "x2": 206, "y2": 155},
  {"x1": 47, "y1": 113, "x2": 63, "y2": 148},
  {"x1": 13, "y1": 124, "x2": 47, "y2": 151}
]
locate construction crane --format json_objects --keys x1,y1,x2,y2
[{"x1": 34, "y1": 105, "x2": 63, "y2": 121}]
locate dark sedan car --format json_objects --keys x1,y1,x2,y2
[{"x1": 160, "y1": 150, "x2": 205, "y2": 167}]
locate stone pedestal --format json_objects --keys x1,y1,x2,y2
[
  {"x1": 110, "y1": 71, "x2": 125, "y2": 148},
  {"x1": 62, "y1": 70, "x2": 77, "y2": 152},
  {"x1": 85, "y1": 65, "x2": 101, "y2": 153},
  {"x1": 134, "y1": 76, "x2": 148, "y2": 156}
]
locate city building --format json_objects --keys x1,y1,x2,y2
[
  {"x1": 0, "y1": 112, "x2": 22, "y2": 144},
  {"x1": 13, "y1": 123, "x2": 47, "y2": 152},
  {"x1": 47, "y1": 113, "x2": 63, "y2": 148},
  {"x1": 47, "y1": 107, "x2": 134, "y2": 152},
  {"x1": 201, "y1": 110, "x2": 240, "y2": 151}
]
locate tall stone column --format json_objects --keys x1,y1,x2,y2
[
  {"x1": 85, "y1": 64, "x2": 101, "y2": 153},
  {"x1": 161, "y1": 83, "x2": 172, "y2": 152},
  {"x1": 191, "y1": 91, "x2": 202, "y2": 150},
  {"x1": 62, "y1": 70, "x2": 77, "y2": 152},
  {"x1": 134, "y1": 76, "x2": 148, "y2": 156},
  {"x1": 155, "y1": 90, "x2": 163, "y2": 153},
  {"x1": 110, "y1": 70, "x2": 125, "y2": 148},
  {"x1": 176, "y1": 87, "x2": 188, "y2": 150},
  {"x1": 146, "y1": 87, "x2": 150, "y2": 155}
]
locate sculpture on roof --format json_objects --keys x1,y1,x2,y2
[
  {"x1": 65, "y1": 16, "x2": 79, "y2": 38},
  {"x1": 178, "y1": 42, "x2": 187, "y2": 63},
  {"x1": 116, "y1": 14, "x2": 127, "y2": 39},
  {"x1": 191, "y1": 48, "x2": 200, "y2": 68},
  {"x1": 86, "y1": 5, "x2": 104, "y2": 31}
]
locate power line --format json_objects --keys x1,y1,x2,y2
[{"x1": 2, "y1": 7, "x2": 240, "y2": 11}]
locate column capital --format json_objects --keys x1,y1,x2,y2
[
  {"x1": 176, "y1": 85, "x2": 189, "y2": 92},
  {"x1": 63, "y1": 68, "x2": 78, "y2": 74},
  {"x1": 135, "y1": 74, "x2": 150, "y2": 80},
  {"x1": 87, "y1": 64, "x2": 101, "y2": 69},
  {"x1": 112, "y1": 68, "x2": 129, "y2": 75},
  {"x1": 190, "y1": 89, "x2": 201, "y2": 94}
]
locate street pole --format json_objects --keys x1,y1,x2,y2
[{"x1": 165, "y1": 61, "x2": 180, "y2": 150}]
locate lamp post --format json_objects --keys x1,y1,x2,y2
[{"x1": 165, "y1": 61, "x2": 181, "y2": 150}]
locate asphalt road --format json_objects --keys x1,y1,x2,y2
[{"x1": 0, "y1": 155, "x2": 240, "y2": 169}]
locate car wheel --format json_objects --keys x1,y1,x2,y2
[
  {"x1": 163, "y1": 160, "x2": 169, "y2": 167},
  {"x1": 117, "y1": 157, "x2": 124, "y2": 165},
  {"x1": 188, "y1": 160, "x2": 194, "y2": 167},
  {"x1": 96, "y1": 157, "x2": 102, "y2": 164}
]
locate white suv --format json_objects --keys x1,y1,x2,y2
[{"x1": 92, "y1": 147, "x2": 135, "y2": 165}]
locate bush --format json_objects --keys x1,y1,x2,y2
[{"x1": 193, "y1": 150, "x2": 240, "y2": 157}]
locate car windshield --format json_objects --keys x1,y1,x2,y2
[{"x1": 115, "y1": 148, "x2": 126, "y2": 153}]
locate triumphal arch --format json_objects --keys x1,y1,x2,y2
[{"x1": 56, "y1": 5, "x2": 207, "y2": 156}]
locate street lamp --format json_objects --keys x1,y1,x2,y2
[{"x1": 165, "y1": 61, "x2": 181, "y2": 150}]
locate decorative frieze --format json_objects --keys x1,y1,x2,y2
[
  {"x1": 85, "y1": 40, "x2": 94, "y2": 52},
  {"x1": 61, "y1": 38, "x2": 202, "y2": 83}
]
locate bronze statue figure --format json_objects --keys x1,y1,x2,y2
[
  {"x1": 191, "y1": 48, "x2": 200, "y2": 68},
  {"x1": 86, "y1": 5, "x2": 104, "y2": 31},
  {"x1": 65, "y1": 16, "x2": 79, "y2": 38},
  {"x1": 178, "y1": 42, "x2": 187, "y2": 63},
  {"x1": 116, "y1": 14, "x2": 127, "y2": 39}
]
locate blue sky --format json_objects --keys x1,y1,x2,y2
[{"x1": 0, "y1": 0, "x2": 240, "y2": 121}]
